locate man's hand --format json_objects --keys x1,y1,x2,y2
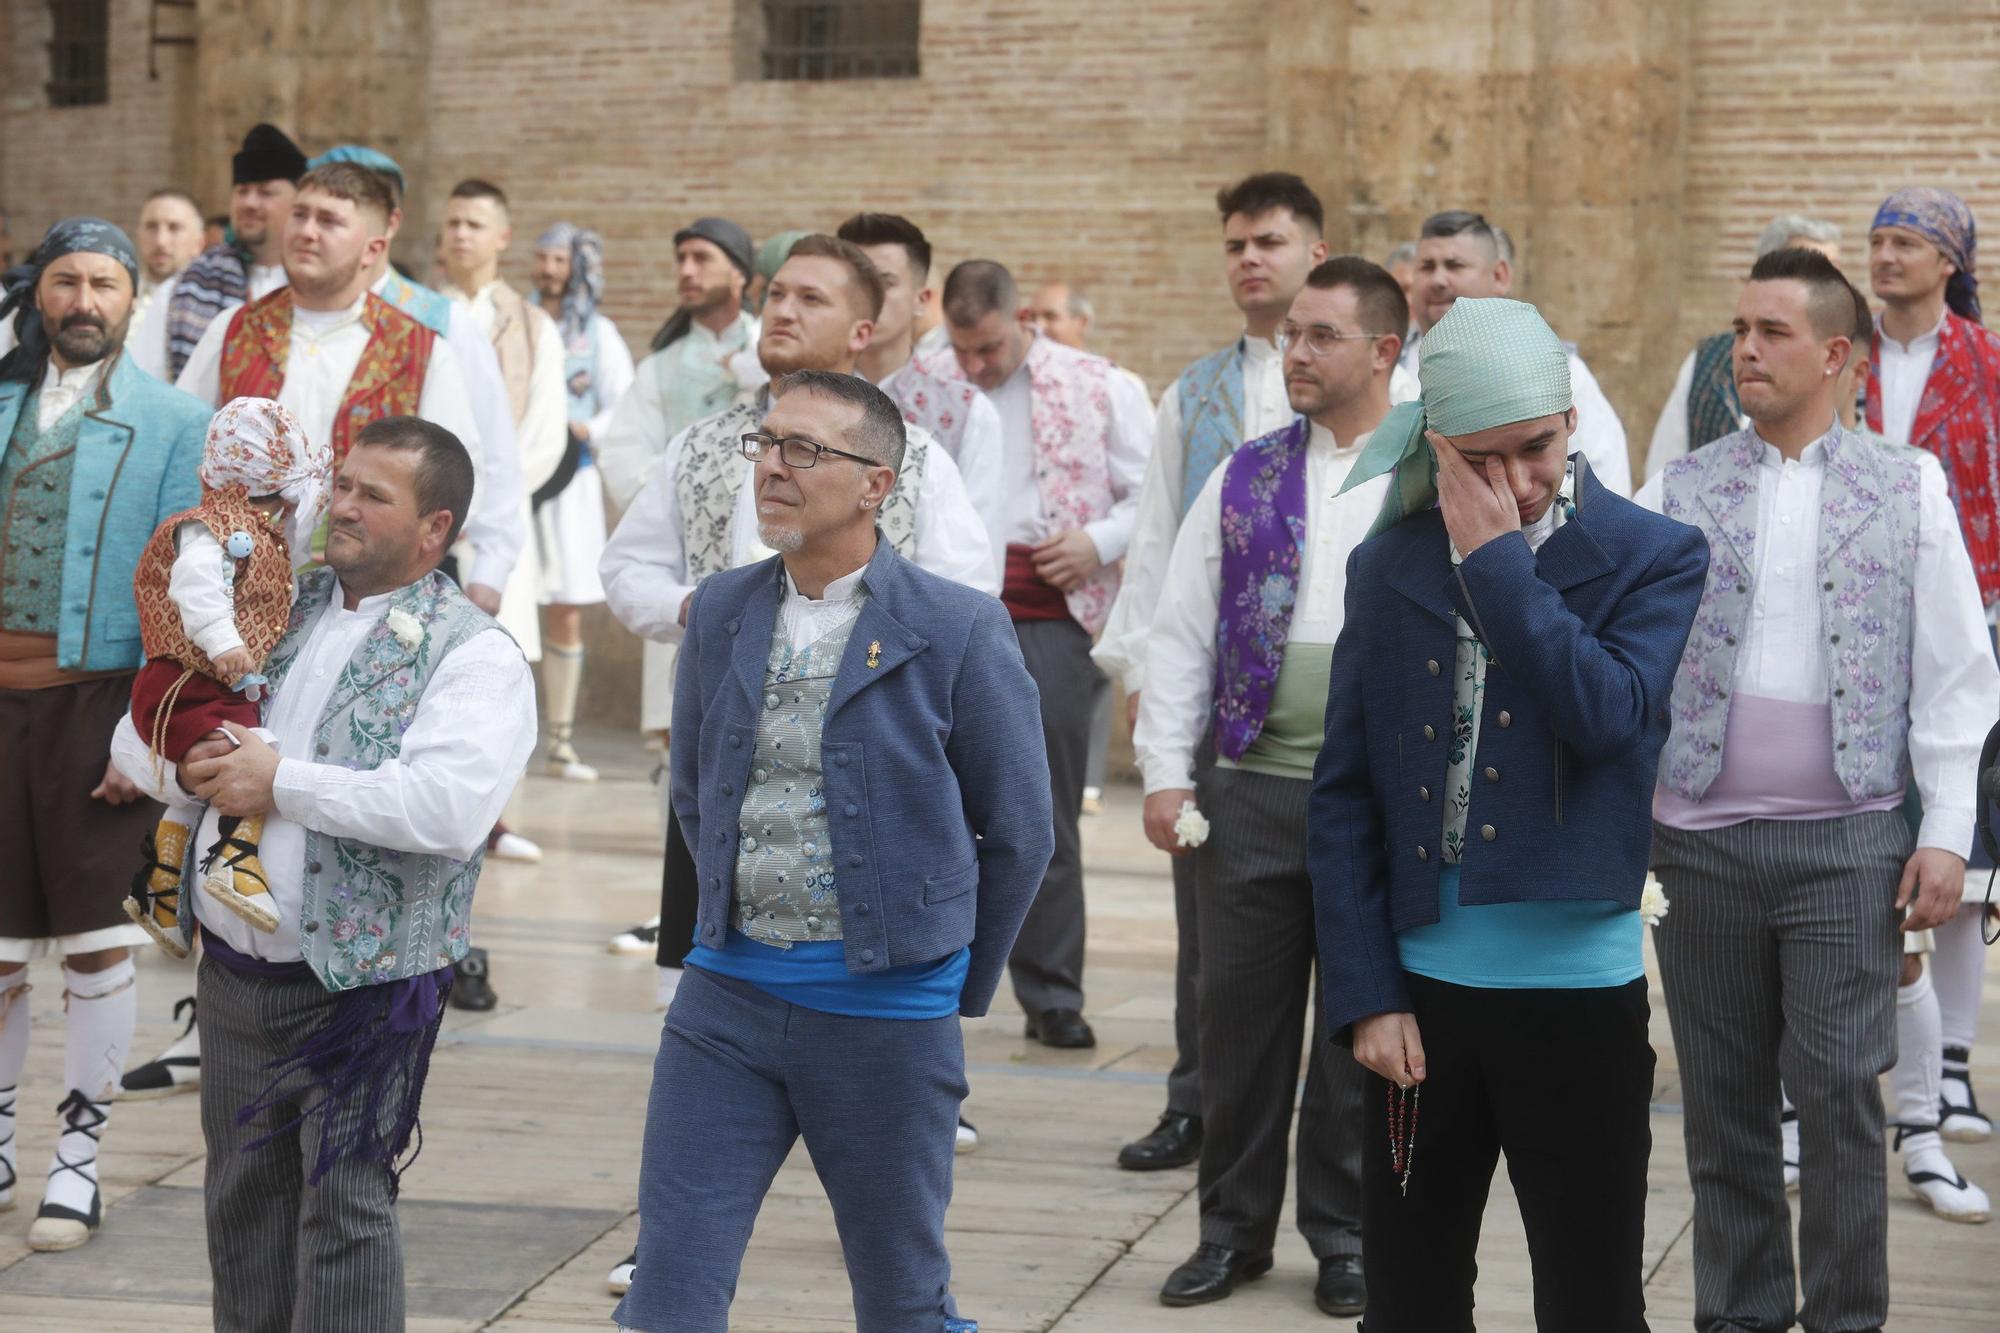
[
  {"x1": 89, "y1": 758, "x2": 143, "y2": 806},
  {"x1": 1141, "y1": 788, "x2": 1197, "y2": 857},
  {"x1": 1353, "y1": 1011, "x2": 1428, "y2": 1086},
  {"x1": 175, "y1": 730, "x2": 236, "y2": 797},
  {"x1": 212, "y1": 646, "x2": 257, "y2": 685},
  {"x1": 1431, "y1": 430, "x2": 1520, "y2": 557},
  {"x1": 1898, "y1": 848, "x2": 1966, "y2": 933},
  {"x1": 677, "y1": 592, "x2": 694, "y2": 628},
  {"x1": 1032, "y1": 529, "x2": 1103, "y2": 592},
  {"x1": 568, "y1": 420, "x2": 590, "y2": 446},
  {"x1": 184, "y1": 722, "x2": 280, "y2": 817},
  {"x1": 1125, "y1": 689, "x2": 1142, "y2": 731},
  {"x1": 466, "y1": 583, "x2": 504, "y2": 615}
]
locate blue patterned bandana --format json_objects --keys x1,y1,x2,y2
[
  {"x1": 1873, "y1": 187, "x2": 1981, "y2": 323},
  {"x1": 0, "y1": 216, "x2": 140, "y2": 381}
]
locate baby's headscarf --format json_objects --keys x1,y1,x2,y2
[
  {"x1": 200, "y1": 397, "x2": 334, "y2": 552},
  {"x1": 1339, "y1": 297, "x2": 1572, "y2": 536},
  {"x1": 1872, "y1": 187, "x2": 1980, "y2": 323}
]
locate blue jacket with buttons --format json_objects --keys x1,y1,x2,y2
[
  {"x1": 0, "y1": 352, "x2": 210, "y2": 671},
  {"x1": 672, "y1": 538, "x2": 1055, "y2": 1018},
  {"x1": 1309, "y1": 458, "x2": 1709, "y2": 1039}
]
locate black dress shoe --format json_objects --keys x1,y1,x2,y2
[
  {"x1": 449, "y1": 947, "x2": 498, "y2": 1012},
  {"x1": 1118, "y1": 1111, "x2": 1203, "y2": 1170},
  {"x1": 1023, "y1": 1008, "x2": 1096, "y2": 1048},
  {"x1": 1314, "y1": 1253, "x2": 1366, "y2": 1316},
  {"x1": 1159, "y1": 1242, "x2": 1274, "y2": 1307}
]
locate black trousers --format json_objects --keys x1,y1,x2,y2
[
  {"x1": 1361, "y1": 972, "x2": 1654, "y2": 1333},
  {"x1": 654, "y1": 802, "x2": 699, "y2": 968}
]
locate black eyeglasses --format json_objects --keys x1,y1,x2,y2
[{"x1": 739, "y1": 431, "x2": 877, "y2": 470}]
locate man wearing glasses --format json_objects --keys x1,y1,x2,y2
[
  {"x1": 1131, "y1": 257, "x2": 1403, "y2": 1316},
  {"x1": 596, "y1": 234, "x2": 993, "y2": 1299},
  {"x1": 614, "y1": 371, "x2": 1050, "y2": 1333}
]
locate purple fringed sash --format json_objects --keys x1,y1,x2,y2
[
  {"x1": 205, "y1": 928, "x2": 453, "y2": 1199},
  {"x1": 1213, "y1": 417, "x2": 1311, "y2": 762}
]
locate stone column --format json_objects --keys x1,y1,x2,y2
[{"x1": 1261, "y1": 0, "x2": 1691, "y2": 473}]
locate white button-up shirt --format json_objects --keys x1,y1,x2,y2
[
  {"x1": 1635, "y1": 429, "x2": 1998, "y2": 855},
  {"x1": 877, "y1": 358, "x2": 1007, "y2": 517},
  {"x1": 598, "y1": 424, "x2": 997, "y2": 645},
  {"x1": 1132, "y1": 422, "x2": 1391, "y2": 793},
  {"x1": 110, "y1": 578, "x2": 536, "y2": 962},
  {"x1": 778, "y1": 564, "x2": 867, "y2": 651},
  {"x1": 1874, "y1": 311, "x2": 1944, "y2": 447}
]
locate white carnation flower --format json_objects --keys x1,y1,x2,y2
[
  {"x1": 1173, "y1": 800, "x2": 1211, "y2": 849},
  {"x1": 386, "y1": 608, "x2": 424, "y2": 648},
  {"x1": 1639, "y1": 882, "x2": 1670, "y2": 927}
]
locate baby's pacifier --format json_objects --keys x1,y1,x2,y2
[
  {"x1": 225, "y1": 530, "x2": 255, "y2": 559},
  {"x1": 231, "y1": 671, "x2": 268, "y2": 702}
]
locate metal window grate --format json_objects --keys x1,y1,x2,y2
[
  {"x1": 47, "y1": 0, "x2": 110, "y2": 108},
  {"x1": 761, "y1": 1, "x2": 920, "y2": 81}
]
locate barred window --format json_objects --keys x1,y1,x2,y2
[
  {"x1": 47, "y1": 0, "x2": 110, "y2": 108},
  {"x1": 754, "y1": 1, "x2": 921, "y2": 81}
]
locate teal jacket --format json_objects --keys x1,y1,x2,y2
[{"x1": 0, "y1": 353, "x2": 211, "y2": 671}]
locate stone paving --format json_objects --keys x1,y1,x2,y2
[{"x1": 1, "y1": 728, "x2": 1995, "y2": 1330}]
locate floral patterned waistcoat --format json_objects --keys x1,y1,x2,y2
[
  {"x1": 1658, "y1": 427, "x2": 1922, "y2": 803},
  {"x1": 676, "y1": 394, "x2": 927, "y2": 586},
  {"x1": 1213, "y1": 418, "x2": 1310, "y2": 761},
  {"x1": 217, "y1": 567, "x2": 502, "y2": 991},
  {"x1": 1175, "y1": 341, "x2": 1248, "y2": 520}
]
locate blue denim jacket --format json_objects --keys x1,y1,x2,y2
[{"x1": 672, "y1": 539, "x2": 1054, "y2": 1018}]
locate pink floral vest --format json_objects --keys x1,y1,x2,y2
[{"x1": 914, "y1": 335, "x2": 1121, "y2": 632}]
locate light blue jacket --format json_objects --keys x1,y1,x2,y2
[
  {"x1": 0, "y1": 353, "x2": 211, "y2": 670},
  {"x1": 672, "y1": 539, "x2": 1055, "y2": 1017}
]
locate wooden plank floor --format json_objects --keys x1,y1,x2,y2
[{"x1": 1, "y1": 726, "x2": 1995, "y2": 1329}]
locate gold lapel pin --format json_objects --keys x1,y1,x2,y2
[{"x1": 866, "y1": 640, "x2": 882, "y2": 669}]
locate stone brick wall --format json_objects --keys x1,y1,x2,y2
[
  {"x1": 1, "y1": 0, "x2": 188, "y2": 243},
  {"x1": 2, "y1": 0, "x2": 1994, "y2": 740}
]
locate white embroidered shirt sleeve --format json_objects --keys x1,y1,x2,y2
[
  {"x1": 1093, "y1": 385, "x2": 1184, "y2": 693},
  {"x1": 599, "y1": 426, "x2": 697, "y2": 643},
  {"x1": 1082, "y1": 365, "x2": 1156, "y2": 565},
  {"x1": 1132, "y1": 465, "x2": 1226, "y2": 795},
  {"x1": 271, "y1": 627, "x2": 536, "y2": 861},
  {"x1": 1906, "y1": 454, "x2": 2000, "y2": 857}
]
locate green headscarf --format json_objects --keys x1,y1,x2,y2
[
  {"x1": 1339, "y1": 297, "x2": 1572, "y2": 536},
  {"x1": 756, "y1": 230, "x2": 811, "y2": 281}
]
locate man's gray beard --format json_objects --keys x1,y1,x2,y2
[{"x1": 757, "y1": 522, "x2": 804, "y2": 554}]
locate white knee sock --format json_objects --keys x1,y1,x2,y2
[
  {"x1": 1933, "y1": 903, "x2": 1988, "y2": 1053},
  {"x1": 1892, "y1": 965, "x2": 1951, "y2": 1172},
  {"x1": 45, "y1": 958, "x2": 135, "y2": 1216},
  {"x1": 0, "y1": 971, "x2": 28, "y2": 1197},
  {"x1": 543, "y1": 642, "x2": 585, "y2": 743}
]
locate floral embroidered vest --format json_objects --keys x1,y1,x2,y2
[
  {"x1": 886, "y1": 353, "x2": 982, "y2": 461},
  {"x1": 234, "y1": 568, "x2": 506, "y2": 992},
  {"x1": 1175, "y1": 341, "x2": 1248, "y2": 519},
  {"x1": 1658, "y1": 427, "x2": 1922, "y2": 803},
  {"x1": 923, "y1": 333, "x2": 1120, "y2": 631},
  {"x1": 1685, "y1": 331, "x2": 1741, "y2": 453},
  {"x1": 1213, "y1": 418, "x2": 1310, "y2": 761},
  {"x1": 675, "y1": 392, "x2": 927, "y2": 585},
  {"x1": 733, "y1": 608, "x2": 865, "y2": 945},
  {"x1": 219, "y1": 290, "x2": 436, "y2": 464},
  {"x1": 0, "y1": 395, "x2": 83, "y2": 635},
  {"x1": 1865, "y1": 310, "x2": 2000, "y2": 607},
  {"x1": 133, "y1": 485, "x2": 295, "y2": 676}
]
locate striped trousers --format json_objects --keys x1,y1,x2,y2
[
  {"x1": 1652, "y1": 812, "x2": 1906, "y2": 1333},
  {"x1": 1193, "y1": 766, "x2": 1365, "y2": 1257},
  {"x1": 198, "y1": 956, "x2": 405, "y2": 1333}
]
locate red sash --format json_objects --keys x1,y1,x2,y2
[{"x1": 218, "y1": 290, "x2": 436, "y2": 464}]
